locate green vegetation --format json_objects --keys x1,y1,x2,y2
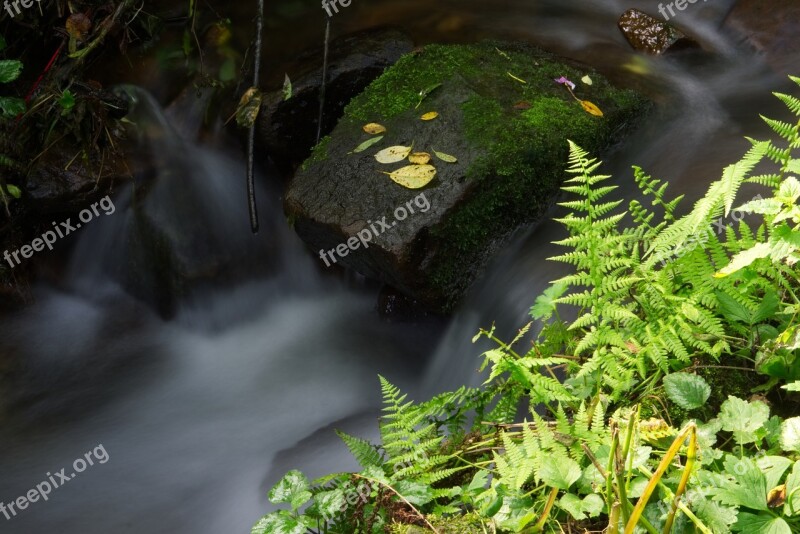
[
  {"x1": 256, "y1": 76, "x2": 800, "y2": 533},
  {"x1": 0, "y1": 33, "x2": 25, "y2": 215}
]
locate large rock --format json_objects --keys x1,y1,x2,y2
[
  {"x1": 286, "y1": 42, "x2": 649, "y2": 312},
  {"x1": 257, "y1": 28, "x2": 413, "y2": 174},
  {"x1": 618, "y1": 9, "x2": 700, "y2": 55},
  {"x1": 723, "y1": 0, "x2": 800, "y2": 74}
]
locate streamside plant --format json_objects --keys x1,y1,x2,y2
[{"x1": 252, "y1": 75, "x2": 800, "y2": 534}]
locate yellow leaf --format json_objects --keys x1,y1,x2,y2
[
  {"x1": 581, "y1": 75, "x2": 593, "y2": 86},
  {"x1": 420, "y1": 112, "x2": 439, "y2": 121},
  {"x1": 580, "y1": 100, "x2": 603, "y2": 117},
  {"x1": 382, "y1": 165, "x2": 437, "y2": 189},
  {"x1": 432, "y1": 149, "x2": 457, "y2": 163},
  {"x1": 235, "y1": 87, "x2": 263, "y2": 128},
  {"x1": 409, "y1": 152, "x2": 431, "y2": 165},
  {"x1": 351, "y1": 136, "x2": 384, "y2": 154},
  {"x1": 507, "y1": 72, "x2": 527, "y2": 84},
  {"x1": 363, "y1": 123, "x2": 386, "y2": 134},
  {"x1": 375, "y1": 145, "x2": 413, "y2": 164}
]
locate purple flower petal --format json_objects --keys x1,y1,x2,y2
[{"x1": 554, "y1": 76, "x2": 576, "y2": 91}]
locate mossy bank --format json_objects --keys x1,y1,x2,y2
[{"x1": 286, "y1": 41, "x2": 649, "y2": 312}]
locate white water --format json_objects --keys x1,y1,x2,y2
[{"x1": 0, "y1": 1, "x2": 793, "y2": 532}]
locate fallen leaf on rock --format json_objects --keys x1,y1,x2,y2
[
  {"x1": 375, "y1": 145, "x2": 413, "y2": 164},
  {"x1": 420, "y1": 112, "x2": 439, "y2": 121},
  {"x1": 581, "y1": 75, "x2": 593, "y2": 86},
  {"x1": 235, "y1": 87, "x2": 263, "y2": 128},
  {"x1": 363, "y1": 123, "x2": 386, "y2": 134},
  {"x1": 409, "y1": 152, "x2": 431, "y2": 164},
  {"x1": 432, "y1": 149, "x2": 458, "y2": 163},
  {"x1": 513, "y1": 101, "x2": 531, "y2": 110},
  {"x1": 382, "y1": 165, "x2": 437, "y2": 189},
  {"x1": 580, "y1": 100, "x2": 604, "y2": 117},
  {"x1": 415, "y1": 83, "x2": 442, "y2": 109},
  {"x1": 283, "y1": 74, "x2": 293, "y2": 101},
  {"x1": 352, "y1": 136, "x2": 384, "y2": 153}
]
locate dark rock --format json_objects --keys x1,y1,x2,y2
[
  {"x1": 377, "y1": 285, "x2": 430, "y2": 322},
  {"x1": 618, "y1": 8, "x2": 700, "y2": 55},
  {"x1": 256, "y1": 28, "x2": 413, "y2": 174},
  {"x1": 723, "y1": 0, "x2": 800, "y2": 73},
  {"x1": 287, "y1": 42, "x2": 649, "y2": 312}
]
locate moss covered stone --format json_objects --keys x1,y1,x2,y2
[{"x1": 286, "y1": 41, "x2": 649, "y2": 312}]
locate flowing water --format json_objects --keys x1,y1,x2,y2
[{"x1": 0, "y1": 1, "x2": 793, "y2": 532}]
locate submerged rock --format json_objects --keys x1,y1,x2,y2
[
  {"x1": 618, "y1": 9, "x2": 700, "y2": 55},
  {"x1": 256, "y1": 28, "x2": 413, "y2": 174},
  {"x1": 286, "y1": 42, "x2": 649, "y2": 312},
  {"x1": 723, "y1": 0, "x2": 800, "y2": 73}
]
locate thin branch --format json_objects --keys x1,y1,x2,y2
[{"x1": 246, "y1": 0, "x2": 264, "y2": 233}]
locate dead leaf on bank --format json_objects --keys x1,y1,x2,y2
[
  {"x1": 581, "y1": 75, "x2": 593, "y2": 86},
  {"x1": 432, "y1": 149, "x2": 457, "y2": 163},
  {"x1": 351, "y1": 136, "x2": 384, "y2": 153},
  {"x1": 420, "y1": 112, "x2": 439, "y2": 121},
  {"x1": 382, "y1": 165, "x2": 437, "y2": 189},
  {"x1": 375, "y1": 145, "x2": 413, "y2": 164},
  {"x1": 235, "y1": 87, "x2": 263, "y2": 128},
  {"x1": 513, "y1": 101, "x2": 531, "y2": 110},
  {"x1": 363, "y1": 123, "x2": 386, "y2": 134},
  {"x1": 409, "y1": 152, "x2": 431, "y2": 165},
  {"x1": 580, "y1": 100, "x2": 604, "y2": 117}
]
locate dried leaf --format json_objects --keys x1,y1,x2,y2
[
  {"x1": 282, "y1": 74, "x2": 293, "y2": 101},
  {"x1": 382, "y1": 165, "x2": 437, "y2": 189},
  {"x1": 235, "y1": 87, "x2": 263, "y2": 128},
  {"x1": 768, "y1": 485, "x2": 786, "y2": 508},
  {"x1": 363, "y1": 123, "x2": 387, "y2": 135},
  {"x1": 432, "y1": 149, "x2": 457, "y2": 163},
  {"x1": 66, "y1": 13, "x2": 92, "y2": 40},
  {"x1": 580, "y1": 100, "x2": 604, "y2": 117},
  {"x1": 408, "y1": 152, "x2": 431, "y2": 165},
  {"x1": 352, "y1": 136, "x2": 384, "y2": 153},
  {"x1": 513, "y1": 101, "x2": 531, "y2": 110},
  {"x1": 581, "y1": 75, "x2": 593, "y2": 86},
  {"x1": 420, "y1": 112, "x2": 438, "y2": 121},
  {"x1": 375, "y1": 145, "x2": 413, "y2": 164}
]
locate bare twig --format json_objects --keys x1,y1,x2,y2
[{"x1": 246, "y1": 0, "x2": 264, "y2": 233}]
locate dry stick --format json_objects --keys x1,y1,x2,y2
[
  {"x1": 352, "y1": 474, "x2": 439, "y2": 534},
  {"x1": 316, "y1": 16, "x2": 331, "y2": 144},
  {"x1": 246, "y1": 0, "x2": 264, "y2": 233}
]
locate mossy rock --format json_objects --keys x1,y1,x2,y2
[{"x1": 286, "y1": 41, "x2": 650, "y2": 312}]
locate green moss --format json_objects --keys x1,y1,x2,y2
[
  {"x1": 335, "y1": 41, "x2": 650, "y2": 309},
  {"x1": 388, "y1": 513, "x2": 488, "y2": 533},
  {"x1": 301, "y1": 135, "x2": 331, "y2": 171}
]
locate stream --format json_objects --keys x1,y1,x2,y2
[{"x1": 0, "y1": 0, "x2": 793, "y2": 532}]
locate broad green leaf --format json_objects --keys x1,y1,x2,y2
[
  {"x1": 715, "y1": 242, "x2": 772, "y2": 277},
  {"x1": 374, "y1": 145, "x2": 413, "y2": 164},
  {"x1": 559, "y1": 493, "x2": 603, "y2": 520},
  {"x1": 784, "y1": 461, "x2": 800, "y2": 516},
  {"x1": 713, "y1": 455, "x2": 768, "y2": 510},
  {"x1": 694, "y1": 499, "x2": 737, "y2": 534},
  {"x1": 530, "y1": 281, "x2": 568, "y2": 321},
  {"x1": 59, "y1": 90, "x2": 75, "y2": 113},
  {"x1": 382, "y1": 164, "x2": 436, "y2": 189},
  {"x1": 351, "y1": 135, "x2": 384, "y2": 153},
  {"x1": 268, "y1": 470, "x2": 312, "y2": 510},
  {"x1": 314, "y1": 488, "x2": 346, "y2": 519},
  {"x1": 5, "y1": 184, "x2": 20, "y2": 199},
  {"x1": 778, "y1": 176, "x2": 800, "y2": 202},
  {"x1": 780, "y1": 417, "x2": 800, "y2": 453},
  {"x1": 466, "y1": 470, "x2": 489, "y2": 493},
  {"x1": 783, "y1": 381, "x2": 800, "y2": 392},
  {"x1": 394, "y1": 480, "x2": 434, "y2": 506},
  {"x1": 716, "y1": 291, "x2": 753, "y2": 323},
  {"x1": 0, "y1": 96, "x2": 25, "y2": 118},
  {"x1": 251, "y1": 511, "x2": 306, "y2": 534},
  {"x1": 718, "y1": 396, "x2": 770, "y2": 444},
  {"x1": 539, "y1": 457, "x2": 581, "y2": 490},
  {"x1": 733, "y1": 513, "x2": 791, "y2": 534},
  {"x1": 757, "y1": 455, "x2": 792, "y2": 490},
  {"x1": 663, "y1": 373, "x2": 711, "y2": 410},
  {"x1": 0, "y1": 59, "x2": 22, "y2": 83}
]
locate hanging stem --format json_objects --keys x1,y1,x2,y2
[
  {"x1": 246, "y1": 0, "x2": 264, "y2": 233},
  {"x1": 316, "y1": 16, "x2": 331, "y2": 144}
]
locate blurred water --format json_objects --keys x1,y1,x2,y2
[{"x1": 0, "y1": 1, "x2": 794, "y2": 532}]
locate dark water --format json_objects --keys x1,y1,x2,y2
[{"x1": 0, "y1": 1, "x2": 793, "y2": 532}]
